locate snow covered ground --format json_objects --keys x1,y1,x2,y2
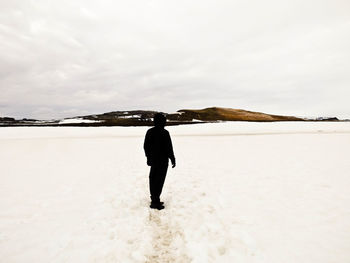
[{"x1": 1, "y1": 122, "x2": 350, "y2": 263}]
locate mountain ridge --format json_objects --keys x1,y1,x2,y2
[{"x1": 0, "y1": 107, "x2": 341, "y2": 127}]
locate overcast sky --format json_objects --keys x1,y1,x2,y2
[{"x1": 1, "y1": 0, "x2": 349, "y2": 119}]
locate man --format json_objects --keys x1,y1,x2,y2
[{"x1": 144, "y1": 113, "x2": 176, "y2": 210}]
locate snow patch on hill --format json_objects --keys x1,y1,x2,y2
[{"x1": 59, "y1": 118, "x2": 101, "y2": 124}]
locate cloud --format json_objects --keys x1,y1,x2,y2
[{"x1": 0, "y1": 0, "x2": 349, "y2": 119}]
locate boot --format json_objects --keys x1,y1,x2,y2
[{"x1": 150, "y1": 202, "x2": 165, "y2": 210}]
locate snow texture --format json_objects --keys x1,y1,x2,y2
[{"x1": 1, "y1": 122, "x2": 350, "y2": 263}]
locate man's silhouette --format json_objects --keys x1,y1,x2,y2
[{"x1": 144, "y1": 113, "x2": 176, "y2": 210}]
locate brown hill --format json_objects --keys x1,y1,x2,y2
[
  {"x1": 0, "y1": 107, "x2": 308, "y2": 127},
  {"x1": 167, "y1": 107, "x2": 304, "y2": 122}
]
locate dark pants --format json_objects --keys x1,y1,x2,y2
[{"x1": 149, "y1": 163, "x2": 168, "y2": 203}]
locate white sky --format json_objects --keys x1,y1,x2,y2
[{"x1": 0, "y1": 0, "x2": 349, "y2": 119}]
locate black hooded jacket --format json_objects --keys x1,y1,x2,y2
[{"x1": 144, "y1": 127, "x2": 175, "y2": 166}]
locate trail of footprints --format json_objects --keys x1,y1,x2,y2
[{"x1": 146, "y1": 210, "x2": 191, "y2": 263}]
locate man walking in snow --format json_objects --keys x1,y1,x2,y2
[{"x1": 144, "y1": 113, "x2": 176, "y2": 210}]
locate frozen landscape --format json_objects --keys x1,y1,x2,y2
[{"x1": 1, "y1": 122, "x2": 350, "y2": 263}]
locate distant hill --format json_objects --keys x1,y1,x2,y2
[
  {"x1": 77, "y1": 107, "x2": 304, "y2": 125},
  {"x1": 1, "y1": 107, "x2": 342, "y2": 127},
  {"x1": 167, "y1": 107, "x2": 304, "y2": 122}
]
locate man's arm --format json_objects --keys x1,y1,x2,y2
[
  {"x1": 166, "y1": 131, "x2": 176, "y2": 168},
  {"x1": 143, "y1": 130, "x2": 152, "y2": 166}
]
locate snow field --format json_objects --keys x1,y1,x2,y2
[{"x1": 1, "y1": 122, "x2": 350, "y2": 262}]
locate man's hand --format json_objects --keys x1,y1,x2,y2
[
  {"x1": 171, "y1": 160, "x2": 176, "y2": 168},
  {"x1": 147, "y1": 158, "x2": 152, "y2": 166}
]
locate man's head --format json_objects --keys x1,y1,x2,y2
[{"x1": 153, "y1": 113, "x2": 166, "y2": 128}]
